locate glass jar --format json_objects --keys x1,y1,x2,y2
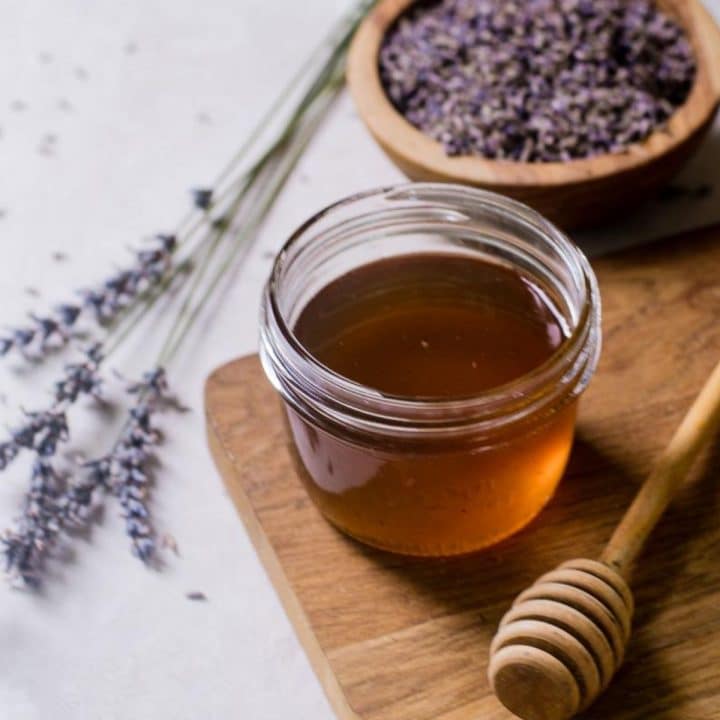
[{"x1": 260, "y1": 184, "x2": 601, "y2": 556}]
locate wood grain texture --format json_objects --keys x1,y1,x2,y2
[
  {"x1": 205, "y1": 225, "x2": 720, "y2": 720},
  {"x1": 346, "y1": 0, "x2": 720, "y2": 229}
]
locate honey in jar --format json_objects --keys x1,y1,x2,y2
[{"x1": 260, "y1": 184, "x2": 600, "y2": 556}]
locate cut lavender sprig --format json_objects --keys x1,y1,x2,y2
[
  {"x1": 1, "y1": 0, "x2": 372, "y2": 588},
  {"x1": 1, "y1": 369, "x2": 175, "y2": 584},
  {"x1": 0, "y1": 234, "x2": 176, "y2": 360}
]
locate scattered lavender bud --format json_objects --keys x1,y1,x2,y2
[
  {"x1": 186, "y1": 592, "x2": 207, "y2": 602},
  {"x1": 192, "y1": 188, "x2": 213, "y2": 211},
  {"x1": 0, "y1": 338, "x2": 12, "y2": 356},
  {"x1": 52, "y1": 251, "x2": 69, "y2": 262}
]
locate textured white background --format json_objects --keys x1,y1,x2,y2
[{"x1": 0, "y1": 1, "x2": 719, "y2": 718}]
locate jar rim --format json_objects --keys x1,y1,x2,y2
[{"x1": 261, "y1": 183, "x2": 601, "y2": 434}]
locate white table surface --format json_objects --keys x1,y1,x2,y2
[{"x1": 1, "y1": 2, "x2": 719, "y2": 718}]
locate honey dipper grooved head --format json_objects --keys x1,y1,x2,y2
[{"x1": 488, "y1": 559, "x2": 634, "y2": 720}]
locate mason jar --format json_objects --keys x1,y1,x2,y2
[{"x1": 260, "y1": 184, "x2": 601, "y2": 556}]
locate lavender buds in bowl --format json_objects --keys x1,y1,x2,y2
[{"x1": 347, "y1": 0, "x2": 720, "y2": 229}]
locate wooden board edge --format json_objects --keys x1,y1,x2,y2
[{"x1": 204, "y1": 363, "x2": 362, "y2": 720}]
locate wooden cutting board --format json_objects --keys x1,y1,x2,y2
[{"x1": 205, "y1": 225, "x2": 720, "y2": 720}]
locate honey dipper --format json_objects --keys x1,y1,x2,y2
[{"x1": 488, "y1": 359, "x2": 720, "y2": 720}]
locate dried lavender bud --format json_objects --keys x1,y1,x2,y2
[
  {"x1": 127, "y1": 367, "x2": 170, "y2": 400},
  {"x1": 54, "y1": 346, "x2": 104, "y2": 403},
  {"x1": 192, "y1": 188, "x2": 213, "y2": 211},
  {"x1": 62, "y1": 476, "x2": 99, "y2": 525},
  {"x1": 12, "y1": 421, "x2": 41, "y2": 449},
  {"x1": 84, "y1": 457, "x2": 113, "y2": 489},
  {"x1": 0, "y1": 442, "x2": 18, "y2": 470},
  {"x1": 379, "y1": 0, "x2": 696, "y2": 162},
  {"x1": 156, "y1": 234, "x2": 177, "y2": 253},
  {"x1": 31, "y1": 314, "x2": 66, "y2": 345},
  {"x1": 13, "y1": 328, "x2": 35, "y2": 348},
  {"x1": 0, "y1": 338, "x2": 12, "y2": 356},
  {"x1": 13, "y1": 411, "x2": 69, "y2": 455},
  {"x1": 55, "y1": 304, "x2": 81, "y2": 327}
]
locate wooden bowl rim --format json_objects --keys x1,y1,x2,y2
[{"x1": 347, "y1": 0, "x2": 720, "y2": 189}]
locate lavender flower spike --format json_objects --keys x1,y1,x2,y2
[
  {"x1": 2, "y1": 457, "x2": 111, "y2": 585},
  {"x1": 2, "y1": 460, "x2": 65, "y2": 585},
  {"x1": 85, "y1": 366, "x2": 176, "y2": 566},
  {"x1": 0, "y1": 344, "x2": 104, "y2": 475},
  {"x1": 2, "y1": 234, "x2": 176, "y2": 361}
]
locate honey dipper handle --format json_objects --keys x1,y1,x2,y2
[{"x1": 601, "y1": 359, "x2": 720, "y2": 576}]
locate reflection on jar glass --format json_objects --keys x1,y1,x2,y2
[{"x1": 260, "y1": 184, "x2": 601, "y2": 556}]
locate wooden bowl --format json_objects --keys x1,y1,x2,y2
[{"x1": 347, "y1": 0, "x2": 720, "y2": 229}]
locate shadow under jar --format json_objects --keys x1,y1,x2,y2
[{"x1": 260, "y1": 184, "x2": 601, "y2": 556}]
